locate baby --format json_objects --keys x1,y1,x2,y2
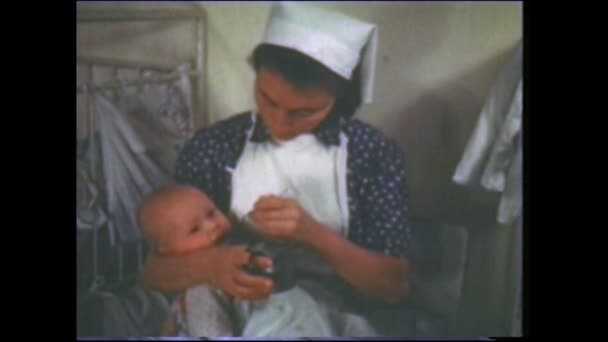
[
  {"x1": 139, "y1": 184, "x2": 327, "y2": 337},
  {"x1": 138, "y1": 185, "x2": 235, "y2": 337},
  {"x1": 139, "y1": 185, "x2": 230, "y2": 257}
]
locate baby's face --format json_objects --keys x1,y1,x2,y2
[{"x1": 146, "y1": 190, "x2": 231, "y2": 256}]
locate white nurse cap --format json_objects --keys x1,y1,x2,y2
[{"x1": 261, "y1": 2, "x2": 378, "y2": 104}]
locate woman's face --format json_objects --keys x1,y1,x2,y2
[{"x1": 254, "y1": 68, "x2": 335, "y2": 141}]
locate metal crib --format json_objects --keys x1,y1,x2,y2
[{"x1": 76, "y1": 3, "x2": 207, "y2": 337}]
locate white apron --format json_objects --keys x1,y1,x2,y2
[{"x1": 227, "y1": 113, "x2": 378, "y2": 337}]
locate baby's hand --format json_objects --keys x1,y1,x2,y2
[
  {"x1": 243, "y1": 248, "x2": 275, "y2": 277},
  {"x1": 210, "y1": 245, "x2": 274, "y2": 301}
]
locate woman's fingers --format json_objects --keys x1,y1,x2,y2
[
  {"x1": 234, "y1": 269, "x2": 273, "y2": 289},
  {"x1": 248, "y1": 216, "x2": 297, "y2": 238},
  {"x1": 254, "y1": 195, "x2": 293, "y2": 211},
  {"x1": 216, "y1": 246, "x2": 274, "y2": 300},
  {"x1": 231, "y1": 270, "x2": 274, "y2": 300},
  {"x1": 229, "y1": 245, "x2": 253, "y2": 267},
  {"x1": 264, "y1": 220, "x2": 297, "y2": 234},
  {"x1": 252, "y1": 207, "x2": 298, "y2": 221},
  {"x1": 252, "y1": 255, "x2": 273, "y2": 270}
]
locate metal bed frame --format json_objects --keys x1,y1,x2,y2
[
  {"x1": 77, "y1": 4, "x2": 208, "y2": 127},
  {"x1": 76, "y1": 3, "x2": 207, "y2": 293}
]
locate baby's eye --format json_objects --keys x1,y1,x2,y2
[
  {"x1": 190, "y1": 226, "x2": 200, "y2": 234},
  {"x1": 207, "y1": 209, "x2": 215, "y2": 218}
]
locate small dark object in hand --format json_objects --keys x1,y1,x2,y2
[{"x1": 243, "y1": 247, "x2": 296, "y2": 293}]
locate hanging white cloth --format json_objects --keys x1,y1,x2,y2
[
  {"x1": 77, "y1": 159, "x2": 108, "y2": 231},
  {"x1": 77, "y1": 65, "x2": 193, "y2": 337},
  {"x1": 453, "y1": 41, "x2": 523, "y2": 225},
  {"x1": 88, "y1": 64, "x2": 194, "y2": 245},
  {"x1": 451, "y1": 40, "x2": 523, "y2": 337}
]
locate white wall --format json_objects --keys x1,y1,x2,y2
[{"x1": 198, "y1": 1, "x2": 522, "y2": 224}]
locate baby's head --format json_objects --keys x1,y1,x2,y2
[{"x1": 138, "y1": 185, "x2": 230, "y2": 256}]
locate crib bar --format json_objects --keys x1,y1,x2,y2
[
  {"x1": 112, "y1": 67, "x2": 119, "y2": 101},
  {"x1": 83, "y1": 65, "x2": 92, "y2": 143},
  {"x1": 136, "y1": 240, "x2": 143, "y2": 272},
  {"x1": 86, "y1": 65, "x2": 97, "y2": 181},
  {"x1": 77, "y1": 56, "x2": 174, "y2": 73},
  {"x1": 86, "y1": 64, "x2": 102, "y2": 291},
  {"x1": 195, "y1": 9, "x2": 207, "y2": 128},
  {"x1": 117, "y1": 244, "x2": 124, "y2": 283},
  {"x1": 77, "y1": 5, "x2": 207, "y2": 127},
  {"x1": 137, "y1": 67, "x2": 144, "y2": 93},
  {"x1": 76, "y1": 70, "x2": 201, "y2": 94},
  {"x1": 77, "y1": 7, "x2": 203, "y2": 23}
]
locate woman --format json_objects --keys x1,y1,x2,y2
[{"x1": 142, "y1": 3, "x2": 412, "y2": 336}]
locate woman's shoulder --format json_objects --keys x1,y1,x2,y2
[
  {"x1": 177, "y1": 112, "x2": 252, "y2": 164},
  {"x1": 344, "y1": 118, "x2": 402, "y2": 154},
  {"x1": 344, "y1": 119, "x2": 408, "y2": 182},
  {"x1": 187, "y1": 111, "x2": 252, "y2": 146}
]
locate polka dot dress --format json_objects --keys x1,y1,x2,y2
[{"x1": 175, "y1": 112, "x2": 411, "y2": 259}]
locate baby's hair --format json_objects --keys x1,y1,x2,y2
[{"x1": 137, "y1": 183, "x2": 204, "y2": 238}]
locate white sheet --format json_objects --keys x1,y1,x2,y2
[
  {"x1": 84, "y1": 64, "x2": 194, "y2": 245},
  {"x1": 453, "y1": 41, "x2": 522, "y2": 225}
]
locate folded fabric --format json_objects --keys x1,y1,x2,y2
[{"x1": 452, "y1": 41, "x2": 522, "y2": 225}]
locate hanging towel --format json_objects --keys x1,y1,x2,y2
[{"x1": 453, "y1": 41, "x2": 523, "y2": 225}]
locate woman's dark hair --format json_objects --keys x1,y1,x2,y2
[{"x1": 249, "y1": 44, "x2": 362, "y2": 119}]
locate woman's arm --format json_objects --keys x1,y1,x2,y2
[
  {"x1": 141, "y1": 246, "x2": 219, "y2": 294},
  {"x1": 250, "y1": 196, "x2": 411, "y2": 304},
  {"x1": 141, "y1": 244, "x2": 274, "y2": 300},
  {"x1": 305, "y1": 221, "x2": 410, "y2": 304}
]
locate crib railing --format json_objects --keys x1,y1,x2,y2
[{"x1": 77, "y1": 4, "x2": 207, "y2": 294}]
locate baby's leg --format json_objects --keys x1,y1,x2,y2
[{"x1": 185, "y1": 284, "x2": 235, "y2": 337}]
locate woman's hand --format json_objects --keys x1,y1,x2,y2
[
  {"x1": 246, "y1": 195, "x2": 411, "y2": 304},
  {"x1": 210, "y1": 245, "x2": 274, "y2": 300},
  {"x1": 249, "y1": 195, "x2": 321, "y2": 245}
]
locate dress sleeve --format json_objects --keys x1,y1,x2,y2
[{"x1": 357, "y1": 140, "x2": 412, "y2": 259}]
